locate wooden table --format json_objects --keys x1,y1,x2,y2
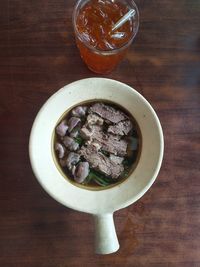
[{"x1": 0, "y1": 0, "x2": 199, "y2": 266}]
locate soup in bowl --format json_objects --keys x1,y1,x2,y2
[{"x1": 53, "y1": 100, "x2": 142, "y2": 189}]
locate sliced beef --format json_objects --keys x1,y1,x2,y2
[
  {"x1": 80, "y1": 124, "x2": 127, "y2": 156},
  {"x1": 80, "y1": 124, "x2": 104, "y2": 141},
  {"x1": 87, "y1": 113, "x2": 104, "y2": 126},
  {"x1": 101, "y1": 134, "x2": 127, "y2": 156},
  {"x1": 81, "y1": 124, "x2": 102, "y2": 139},
  {"x1": 71, "y1": 106, "x2": 87, "y2": 117},
  {"x1": 109, "y1": 154, "x2": 124, "y2": 164},
  {"x1": 88, "y1": 142, "x2": 102, "y2": 151},
  {"x1": 89, "y1": 103, "x2": 127, "y2": 123},
  {"x1": 55, "y1": 102, "x2": 137, "y2": 185},
  {"x1": 55, "y1": 143, "x2": 65, "y2": 159},
  {"x1": 74, "y1": 162, "x2": 89, "y2": 183},
  {"x1": 108, "y1": 120, "x2": 133, "y2": 136},
  {"x1": 56, "y1": 120, "x2": 68, "y2": 137},
  {"x1": 68, "y1": 117, "x2": 81, "y2": 132},
  {"x1": 63, "y1": 136, "x2": 79, "y2": 151},
  {"x1": 80, "y1": 144, "x2": 124, "y2": 179},
  {"x1": 80, "y1": 126, "x2": 94, "y2": 140},
  {"x1": 60, "y1": 152, "x2": 80, "y2": 169}
]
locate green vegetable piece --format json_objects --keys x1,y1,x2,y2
[
  {"x1": 94, "y1": 177, "x2": 109, "y2": 186},
  {"x1": 87, "y1": 170, "x2": 110, "y2": 186},
  {"x1": 74, "y1": 136, "x2": 84, "y2": 145},
  {"x1": 83, "y1": 173, "x2": 93, "y2": 184}
]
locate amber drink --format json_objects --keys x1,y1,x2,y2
[{"x1": 73, "y1": 0, "x2": 139, "y2": 74}]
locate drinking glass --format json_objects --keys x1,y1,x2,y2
[{"x1": 73, "y1": 0, "x2": 139, "y2": 74}]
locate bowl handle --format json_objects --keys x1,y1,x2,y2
[{"x1": 94, "y1": 213, "x2": 119, "y2": 254}]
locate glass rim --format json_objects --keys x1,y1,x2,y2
[{"x1": 72, "y1": 0, "x2": 140, "y2": 55}]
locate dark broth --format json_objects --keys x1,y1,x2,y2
[{"x1": 53, "y1": 100, "x2": 141, "y2": 190}]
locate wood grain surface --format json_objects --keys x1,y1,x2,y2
[{"x1": 0, "y1": 0, "x2": 200, "y2": 266}]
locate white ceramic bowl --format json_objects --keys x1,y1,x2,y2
[{"x1": 29, "y1": 78, "x2": 164, "y2": 254}]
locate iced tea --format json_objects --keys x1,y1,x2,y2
[{"x1": 73, "y1": 0, "x2": 139, "y2": 74}]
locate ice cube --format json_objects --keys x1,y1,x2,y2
[
  {"x1": 81, "y1": 32, "x2": 91, "y2": 43},
  {"x1": 99, "y1": 25, "x2": 105, "y2": 35},
  {"x1": 111, "y1": 32, "x2": 127, "y2": 39},
  {"x1": 103, "y1": 40, "x2": 115, "y2": 50}
]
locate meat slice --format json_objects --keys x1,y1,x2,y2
[
  {"x1": 89, "y1": 103, "x2": 127, "y2": 123},
  {"x1": 87, "y1": 113, "x2": 104, "y2": 126},
  {"x1": 80, "y1": 126, "x2": 94, "y2": 140},
  {"x1": 108, "y1": 120, "x2": 133, "y2": 136},
  {"x1": 109, "y1": 154, "x2": 124, "y2": 164},
  {"x1": 101, "y1": 134, "x2": 127, "y2": 156},
  {"x1": 80, "y1": 144, "x2": 124, "y2": 179},
  {"x1": 80, "y1": 124, "x2": 127, "y2": 156},
  {"x1": 80, "y1": 125, "x2": 102, "y2": 140}
]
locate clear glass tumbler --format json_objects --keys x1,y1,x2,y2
[{"x1": 73, "y1": 0, "x2": 139, "y2": 74}]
